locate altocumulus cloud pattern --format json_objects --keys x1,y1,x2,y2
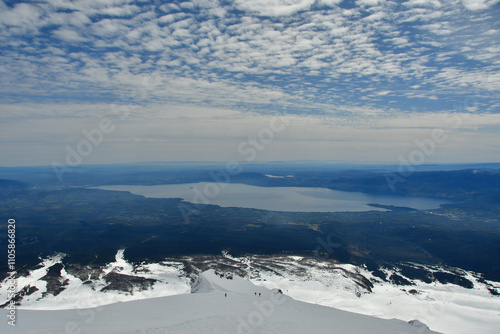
[{"x1": 1, "y1": 0, "x2": 499, "y2": 165}]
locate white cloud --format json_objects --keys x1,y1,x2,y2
[
  {"x1": 364, "y1": 11, "x2": 386, "y2": 21},
  {"x1": 461, "y1": 0, "x2": 500, "y2": 10},
  {"x1": 0, "y1": 2, "x2": 46, "y2": 29},
  {"x1": 92, "y1": 19, "x2": 129, "y2": 37},
  {"x1": 45, "y1": 11, "x2": 92, "y2": 27},
  {"x1": 234, "y1": 0, "x2": 316, "y2": 16},
  {"x1": 357, "y1": 0, "x2": 383, "y2": 7},
  {"x1": 404, "y1": 0, "x2": 443, "y2": 8},
  {"x1": 158, "y1": 3, "x2": 181, "y2": 13},
  {"x1": 375, "y1": 91, "x2": 392, "y2": 96},
  {"x1": 0, "y1": 0, "x2": 498, "y2": 159},
  {"x1": 390, "y1": 36, "x2": 410, "y2": 46},
  {"x1": 158, "y1": 14, "x2": 178, "y2": 24},
  {"x1": 318, "y1": 0, "x2": 343, "y2": 6},
  {"x1": 3, "y1": 4, "x2": 500, "y2": 166},
  {"x1": 99, "y1": 5, "x2": 141, "y2": 17},
  {"x1": 3, "y1": 102, "x2": 499, "y2": 166},
  {"x1": 53, "y1": 28, "x2": 89, "y2": 42}
]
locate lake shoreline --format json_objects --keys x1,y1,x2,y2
[{"x1": 95, "y1": 182, "x2": 455, "y2": 213}]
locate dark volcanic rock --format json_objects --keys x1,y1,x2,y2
[
  {"x1": 101, "y1": 272, "x2": 157, "y2": 293},
  {"x1": 343, "y1": 268, "x2": 374, "y2": 292},
  {"x1": 389, "y1": 273, "x2": 414, "y2": 286},
  {"x1": 433, "y1": 272, "x2": 474, "y2": 289},
  {"x1": 65, "y1": 263, "x2": 102, "y2": 281},
  {"x1": 399, "y1": 265, "x2": 434, "y2": 284},
  {"x1": 40, "y1": 263, "x2": 69, "y2": 297},
  {"x1": 0, "y1": 285, "x2": 39, "y2": 308},
  {"x1": 371, "y1": 269, "x2": 387, "y2": 281}
]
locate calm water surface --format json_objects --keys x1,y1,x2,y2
[{"x1": 97, "y1": 183, "x2": 454, "y2": 212}]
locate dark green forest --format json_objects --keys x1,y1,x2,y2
[{"x1": 1, "y1": 164, "x2": 499, "y2": 281}]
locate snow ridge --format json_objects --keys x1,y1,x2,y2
[
  {"x1": 1, "y1": 250, "x2": 499, "y2": 333},
  {"x1": 2, "y1": 266, "x2": 439, "y2": 334}
]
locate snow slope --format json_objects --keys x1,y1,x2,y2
[
  {"x1": 1, "y1": 269, "x2": 438, "y2": 334},
  {"x1": 1, "y1": 251, "x2": 498, "y2": 333},
  {"x1": 242, "y1": 257, "x2": 500, "y2": 334}
]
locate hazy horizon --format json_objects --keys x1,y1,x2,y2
[{"x1": 2, "y1": 160, "x2": 500, "y2": 169}]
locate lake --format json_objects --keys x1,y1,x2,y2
[{"x1": 96, "y1": 183, "x2": 454, "y2": 212}]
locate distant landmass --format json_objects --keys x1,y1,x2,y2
[{"x1": 1, "y1": 163, "x2": 499, "y2": 333}]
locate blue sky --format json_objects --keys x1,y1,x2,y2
[{"x1": 1, "y1": 0, "x2": 499, "y2": 166}]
